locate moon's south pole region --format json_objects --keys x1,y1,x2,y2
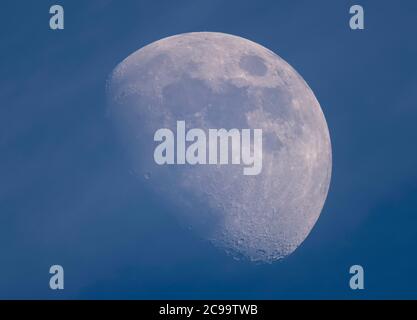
[{"x1": 107, "y1": 32, "x2": 332, "y2": 263}]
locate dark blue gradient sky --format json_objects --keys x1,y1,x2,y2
[{"x1": 1, "y1": 0, "x2": 417, "y2": 299}]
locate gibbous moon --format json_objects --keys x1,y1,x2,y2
[{"x1": 107, "y1": 32, "x2": 332, "y2": 263}]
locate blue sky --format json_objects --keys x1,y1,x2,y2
[{"x1": 0, "y1": 0, "x2": 417, "y2": 299}]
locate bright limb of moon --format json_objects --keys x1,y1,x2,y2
[{"x1": 107, "y1": 32, "x2": 332, "y2": 263}]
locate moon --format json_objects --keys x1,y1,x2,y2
[{"x1": 107, "y1": 32, "x2": 332, "y2": 263}]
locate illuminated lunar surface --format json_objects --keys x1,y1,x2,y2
[{"x1": 107, "y1": 32, "x2": 332, "y2": 263}]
